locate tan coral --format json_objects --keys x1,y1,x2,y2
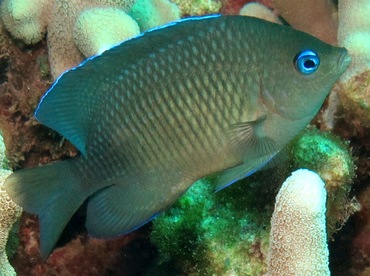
[
  {"x1": 273, "y1": 0, "x2": 337, "y2": 45},
  {"x1": 47, "y1": 0, "x2": 85, "y2": 79},
  {"x1": 0, "y1": 170, "x2": 22, "y2": 276},
  {"x1": 337, "y1": 70, "x2": 370, "y2": 129},
  {"x1": 239, "y1": 2, "x2": 281, "y2": 24},
  {"x1": 319, "y1": 1, "x2": 370, "y2": 131},
  {"x1": 48, "y1": 0, "x2": 139, "y2": 78},
  {"x1": 1, "y1": 0, "x2": 140, "y2": 79},
  {"x1": 267, "y1": 169, "x2": 329, "y2": 276},
  {"x1": 95, "y1": 0, "x2": 136, "y2": 10},
  {"x1": 73, "y1": 7, "x2": 140, "y2": 57},
  {"x1": 48, "y1": 0, "x2": 137, "y2": 78},
  {"x1": 338, "y1": 0, "x2": 370, "y2": 82},
  {"x1": 129, "y1": 0, "x2": 180, "y2": 31},
  {"x1": 0, "y1": 0, "x2": 52, "y2": 44},
  {"x1": 171, "y1": 0, "x2": 221, "y2": 16}
]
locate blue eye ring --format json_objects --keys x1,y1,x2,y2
[{"x1": 294, "y1": 50, "x2": 320, "y2": 75}]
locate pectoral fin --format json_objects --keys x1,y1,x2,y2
[
  {"x1": 227, "y1": 115, "x2": 280, "y2": 159},
  {"x1": 216, "y1": 116, "x2": 282, "y2": 191}
]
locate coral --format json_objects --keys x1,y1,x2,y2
[
  {"x1": 334, "y1": 65, "x2": 370, "y2": 274},
  {"x1": 73, "y1": 7, "x2": 140, "y2": 56},
  {"x1": 350, "y1": 188, "x2": 370, "y2": 274},
  {"x1": 267, "y1": 169, "x2": 329, "y2": 275},
  {"x1": 11, "y1": 212, "x2": 147, "y2": 275},
  {"x1": 0, "y1": 0, "x2": 141, "y2": 79},
  {"x1": 5, "y1": 219, "x2": 19, "y2": 264},
  {"x1": 171, "y1": 0, "x2": 221, "y2": 16},
  {"x1": 314, "y1": 1, "x2": 370, "y2": 133},
  {"x1": 0, "y1": 16, "x2": 73, "y2": 170},
  {"x1": 0, "y1": 135, "x2": 5, "y2": 169},
  {"x1": 291, "y1": 128, "x2": 354, "y2": 191},
  {"x1": 289, "y1": 127, "x2": 358, "y2": 236},
  {"x1": 239, "y1": 2, "x2": 280, "y2": 24},
  {"x1": 273, "y1": 0, "x2": 337, "y2": 45},
  {"x1": 0, "y1": 136, "x2": 21, "y2": 275},
  {"x1": 337, "y1": 70, "x2": 370, "y2": 129},
  {"x1": 220, "y1": 0, "x2": 274, "y2": 15},
  {"x1": 150, "y1": 176, "x2": 273, "y2": 274},
  {"x1": 129, "y1": 0, "x2": 180, "y2": 31},
  {"x1": 338, "y1": 0, "x2": 370, "y2": 82},
  {"x1": 149, "y1": 128, "x2": 356, "y2": 274},
  {"x1": 0, "y1": 0, "x2": 52, "y2": 44},
  {"x1": 0, "y1": 0, "x2": 367, "y2": 273},
  {"x1": 0, "y1": 170, "x2": 22, "y2": 276},
  {"x1": 336, "y1": 1, "x2": 370, "y2": 136},
  {"x1": 48, "y1": 0, "x2": 138, "y2": 78},
  {"x1": 95, "y1": 0, "x2": 136, "y2": 8},
  {"x1": 333, "y1": 8, "x2": 370, "y2": 272}
]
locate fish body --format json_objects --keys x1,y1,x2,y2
[{"x1": 5, "y1": 15, "x2": 351, "y2": 258}]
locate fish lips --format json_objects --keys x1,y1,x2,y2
[{"x1": 337, "y1": 48, "x2": 352, "y2": 74}]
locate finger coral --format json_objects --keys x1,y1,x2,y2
[
  {"x1": 0, "y1": 168, "x2": 22, "y2": 276},
  {"x1": 239, "y1": 2, "x2": 281, "y2": 24},
  {"x1": 0, "y1": 0, "x2": 144, "y2": 79},
  {"x1": 47, "y1": 0, "x2": 139, "y2": 78},
  {"x1": 0, "y1": 0, "x2": 52, "y2": 44},
  {"x1": 338, "y1": 0, "x2": 370, "y2": 82},
  {"x1": 273, "y1": 0, "x2": 337, "y2": 45},
  {"x1": 73, "y1": 7, "x2": 140, "y2": 57},
  {"x1": 267, "y1": 169, "x2": 329, "y2": 276},
  {"x1": 336, "y1": 0, "x2": 370, "y2": 131},
  {"x1": 129, "y1": 0, "x2": 180, "y2": 31},
  {"x1": 337, "y1": 70, "x2": 370, "y2": 129},
  {"x1": 149, "y1": 127, "x2": 356, "y2": 274},
  {"x1": 171, "y1": 0, "x2": 221, "y2": 16},
  {"x1": 0, "y1": 136, "x2": 21, "y2": 275},
  {"x1": 289, "y1": 127, "x2": 358, "y2": 236}
]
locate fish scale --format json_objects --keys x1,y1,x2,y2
[
  {"x1": 4, "y1": 15, "x2": 351, "y2": 258},
  {"x1": 119, "y1": 56, "x2": 219, "y2": 167}
]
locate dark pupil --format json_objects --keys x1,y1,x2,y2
[{"x1": 304, "y1": 59, "x2": 315, "y2": 69}]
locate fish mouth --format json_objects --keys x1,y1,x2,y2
[{"x1": 338, "y1": 48, "x2": 352, "y2": 72}]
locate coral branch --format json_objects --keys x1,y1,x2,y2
[
  {"x1": 338, "y1": 0, "x2": 370, "y2": 82},
  {"x1": 267, "y1": 169, "x2": 329, "y2": 275}
]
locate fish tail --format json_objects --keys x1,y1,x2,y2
[{"x1": 4, "y1": 159, "x2": 86, "y2": 259}]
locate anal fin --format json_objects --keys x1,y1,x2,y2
[{"x1": 86, "y1": 170, "x2": 193, "y2": 238}]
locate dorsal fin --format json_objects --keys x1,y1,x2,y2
[
  {"x1": 35, "y1": 73, "x2": 93, "y2": 155},
  {"x1": 34, "y1": 15, "x2": 223, "y2": 155}
]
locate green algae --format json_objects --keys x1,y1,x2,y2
[
  {"x1": 171, "y1": 0, "x2": 221, "y2": 16},
  {"x1": 149, "y1": 127, "x2": 357, "y2": 274},
  {"x1": 150, "y1": 174, "x2": 276, "y2": 275},
  {"x1": 289, "y1": 127, "x2": 358, "y2": 236}
]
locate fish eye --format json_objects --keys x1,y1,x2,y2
[{"x1": 294, "y1": 50, "x2": 320, "y2": 75}]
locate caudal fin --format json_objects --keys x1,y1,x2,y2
[{"x1": 4, "y1": 159, "x2": 86, "y2": 259}]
